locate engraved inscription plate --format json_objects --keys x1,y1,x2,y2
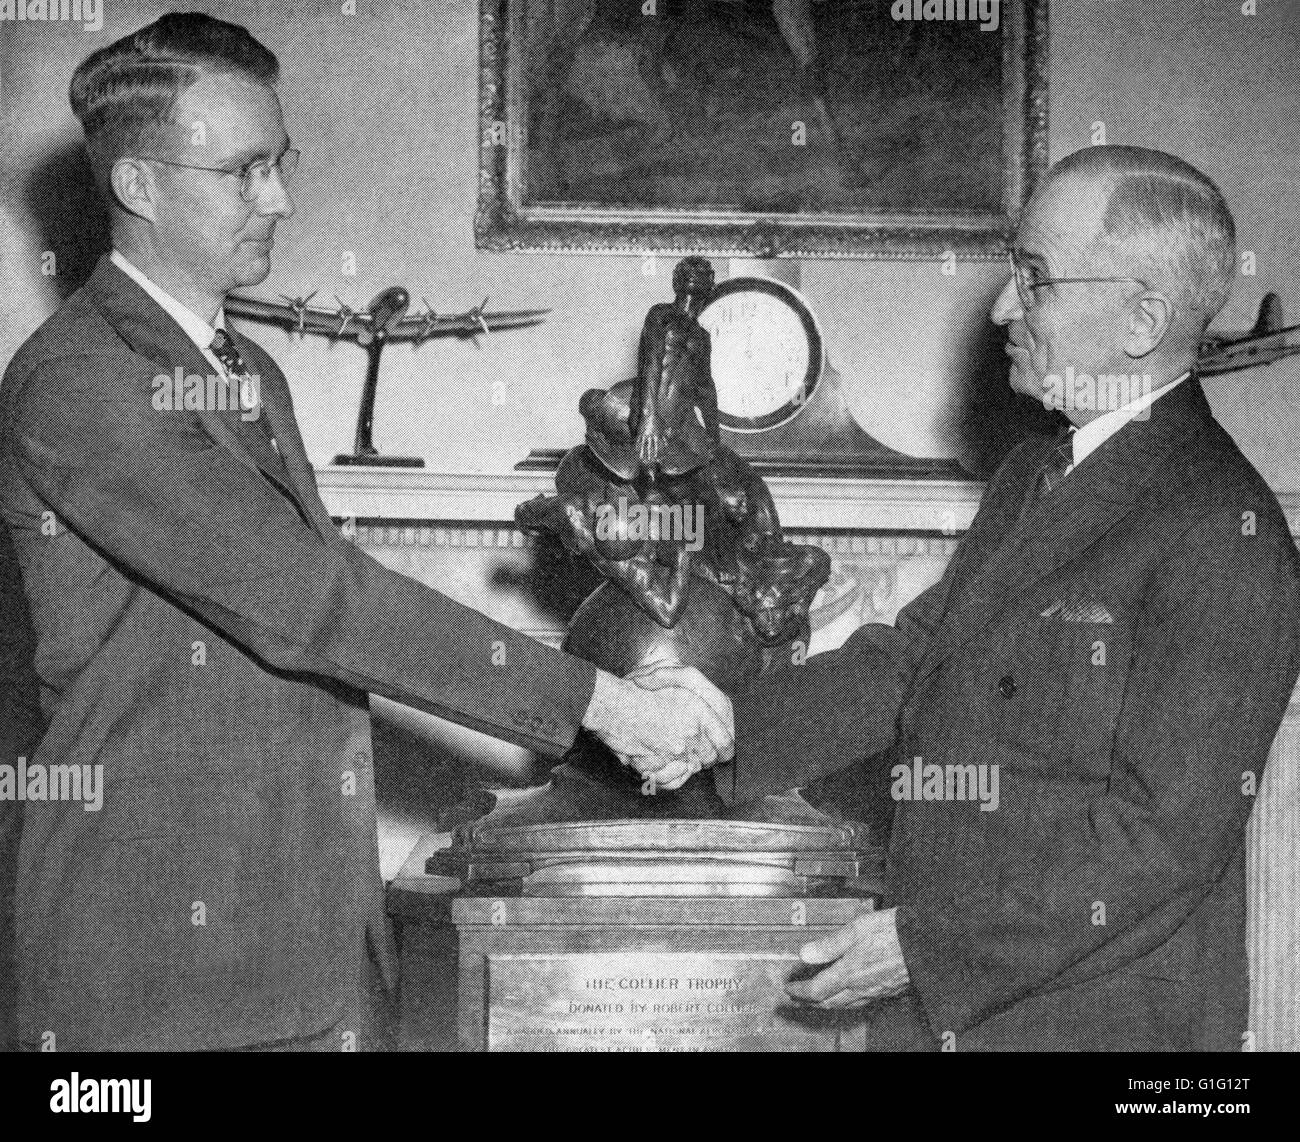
[{"x1": 487, "y1": 952, "x2": 843, "y2": 1051}]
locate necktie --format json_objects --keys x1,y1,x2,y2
[
  {"x1": 1037, "y1": 432, "x2": 1074, "y2": 497},
  {"x1": 1023, "y1": 430, "x2": 1074, "y2": 517},
  {"x1": 208, "y1": 329, "x2": 279, "y2": 454},
  {"x1": 208, "y1": 327, "x2": 250, "y2": 384}
]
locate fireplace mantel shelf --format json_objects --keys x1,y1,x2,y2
[
  {"x1": 315, "y1": 466, "x2": 1300, "y2": 537},
  {"x1": 315, "y1": 465, "x2": 989, "y2": 534}
]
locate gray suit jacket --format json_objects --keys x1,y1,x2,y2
[
  {"x1": 719, "y1": 377, "x2": 1300, "y2": 1049},
  {"x1": 0, "y1": 256, "x2": 597, "y2": 1049}
]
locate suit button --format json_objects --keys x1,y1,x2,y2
[{"x1": 998, "y1": 675, "x2": 1017, "y2": 699}]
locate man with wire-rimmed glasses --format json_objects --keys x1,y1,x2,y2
[
  {"x1": 0, "y1": 10, "x2": 733, "y2": 1051},
  {"x1": 693, "y1": 144, "x2": 1300, "y2": 1050}
]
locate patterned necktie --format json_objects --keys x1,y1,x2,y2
[
  {"x1": 209, "y1": 329, "x2": 278, "y2": 454},
  {"x1": 1037, "y1": 431, "x2": 1074, "y2": 497},
  {"x1": 1023, "y1": 430, "x2": 1074, "y2": 517},
  {"x1": 208, "y1": 327, "x2": 250, "y2": 382}
]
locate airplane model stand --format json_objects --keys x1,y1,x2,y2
[{"x1": 223, "y1": 284, "x2": 549, "y2": 468}]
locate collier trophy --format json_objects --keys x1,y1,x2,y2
[{"x1": 420, "y1": 263, "x2": 881, "y2": 1056}]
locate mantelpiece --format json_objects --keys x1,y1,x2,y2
[
  {"x1": 315, "y1": 465, "x2": 1300, "y2": 538},
  {"x1": 312, "y1": 466, "x2": 974, "y2": 651},
  {"x1": 315, "y1": 466, "x2": 987, "y2": 534}
]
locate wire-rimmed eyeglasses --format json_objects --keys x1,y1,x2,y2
[
  {"x1": 1007, "y1": 248, "x2": 1147, "y2": 311},
  {"x1": 138, "y1": 147, "x2": 300, "y2": 203}
]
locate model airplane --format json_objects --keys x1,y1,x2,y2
[
  {"x1": 224, "y1": 287, "x2": 548, "y2": 348},
  {"x1": 225, "y1": 285, "x2": 549, "y2": 467},
  {"x1": 1198, "y1": 292, "x2": 1298, "y2": 377}
]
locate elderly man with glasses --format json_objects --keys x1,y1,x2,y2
[
  {"x1": 651, "y1": 143, "x2": 1300, "y2": 1050},
  {"x1": 0, "y1": 12, "x2": 734, "y2": 1051}
]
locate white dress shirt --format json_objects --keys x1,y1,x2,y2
[
  {"x1": 1065, "y1": 369, "x2": 1191, "y2": 474},
  {"x1": 110, "y1": 249, "x2": 230, "y2": 380},
  {"x1": 110, "y1": 249, "x2": 275, "y2": 448}
]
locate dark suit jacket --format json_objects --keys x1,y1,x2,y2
[
  {"x1": 0, "y1": 256, "x2": 597, "y2": 1049},
  {"x1": 718, "y1": 377, "x2": 1300, "y2": 1050}
]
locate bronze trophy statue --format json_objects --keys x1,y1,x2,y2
[{"x1": 432, "y1": 258, "x2": 879, "y2": 897}]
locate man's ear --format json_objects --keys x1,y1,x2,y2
[
  {"x1": 1123, "y1": 292, "x2": 1174, "y2": 359},
  {"x1": 109, "y1": 158, "x2": 159, "y2": 222}
]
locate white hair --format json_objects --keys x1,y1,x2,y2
[{"x1": 1050, "y1": 146, "x2": 1237, "y2": 332}]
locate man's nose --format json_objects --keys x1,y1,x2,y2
[
  {"x1": 990, "y1": 274, "x2": 1022, "y2": 325},
  {"x1": 256, "y1": 168, "x2": 294, "y2": 219}
]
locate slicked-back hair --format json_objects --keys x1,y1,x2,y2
[
  {"x1": 69, "y1": 12, "x2": 279, "y2": 194},
  {"x1": 1049, "y1": 146, "x2": 1237, "y2": 330}
]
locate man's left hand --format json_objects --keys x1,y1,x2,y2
[{"x1": 786, "y1": 907, "x2": 910, "y2": 1009}]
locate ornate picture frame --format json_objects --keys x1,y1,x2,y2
[{"x1": 477, "y1": 0, "x2": 1049, "y2": 260}]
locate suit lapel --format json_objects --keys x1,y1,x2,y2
[
  {"x1": 229, "y1": 328, "x2": 339, "y2": 540},
  {"x1": 913, "y1": 378, "x2": 1217, "y2": 684},
  {"x1": 87, "y1": 257, "x2": 325, "y2": 536}
]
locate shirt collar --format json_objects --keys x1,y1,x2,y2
[
  {"x1": 110, "y1": 249, "x2": 227, "y2": 353},
  {"x1": 1069, "y1": 369, "x2": 1192, "y2": 470}
]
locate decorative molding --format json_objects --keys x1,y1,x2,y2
[
  {"x1": 787, "y1": 533, "x2": 961, "y2": 559},
  {"x1": 317, "y1": 466, "x2": 987, "y2": 536},
  {"x1": 760, "y1": 479, "x2": 983, "y2": 534},
  {"x1": 320, "y1": 468, "x2": 557, "y2": 524},
  {"x1": 346, "y1": 518, "x2": 963, "y2": 560},
  {"x1": 351, "y1": 524, "x2": 532, "y2": 551},
  {"x1": 319, "y1": 467, "x2": 1300, "y2": 540}
]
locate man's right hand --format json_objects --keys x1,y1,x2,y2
[{"x1": 583, "y1": 668, "x2": 734, "y2": 787}]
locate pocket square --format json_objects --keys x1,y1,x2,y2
[{"x1": 1041, "y1": 598, "x2": 1113, "y2": 623}]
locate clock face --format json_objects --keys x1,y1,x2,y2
[{"x1": 697, "y1": 278, "x2": 823, "y2": 432}]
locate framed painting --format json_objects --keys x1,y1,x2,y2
[{"x1": 477, "y1": 0, "x2": 1049, "y2": 259}]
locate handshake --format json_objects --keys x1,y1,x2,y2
[{"x1": 582, "y1": 663, "x2": 735, "y2": 791}]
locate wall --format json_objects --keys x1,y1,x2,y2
[{"x1": 3, "y1": 0, "x2": 1299, "y2": 485}]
